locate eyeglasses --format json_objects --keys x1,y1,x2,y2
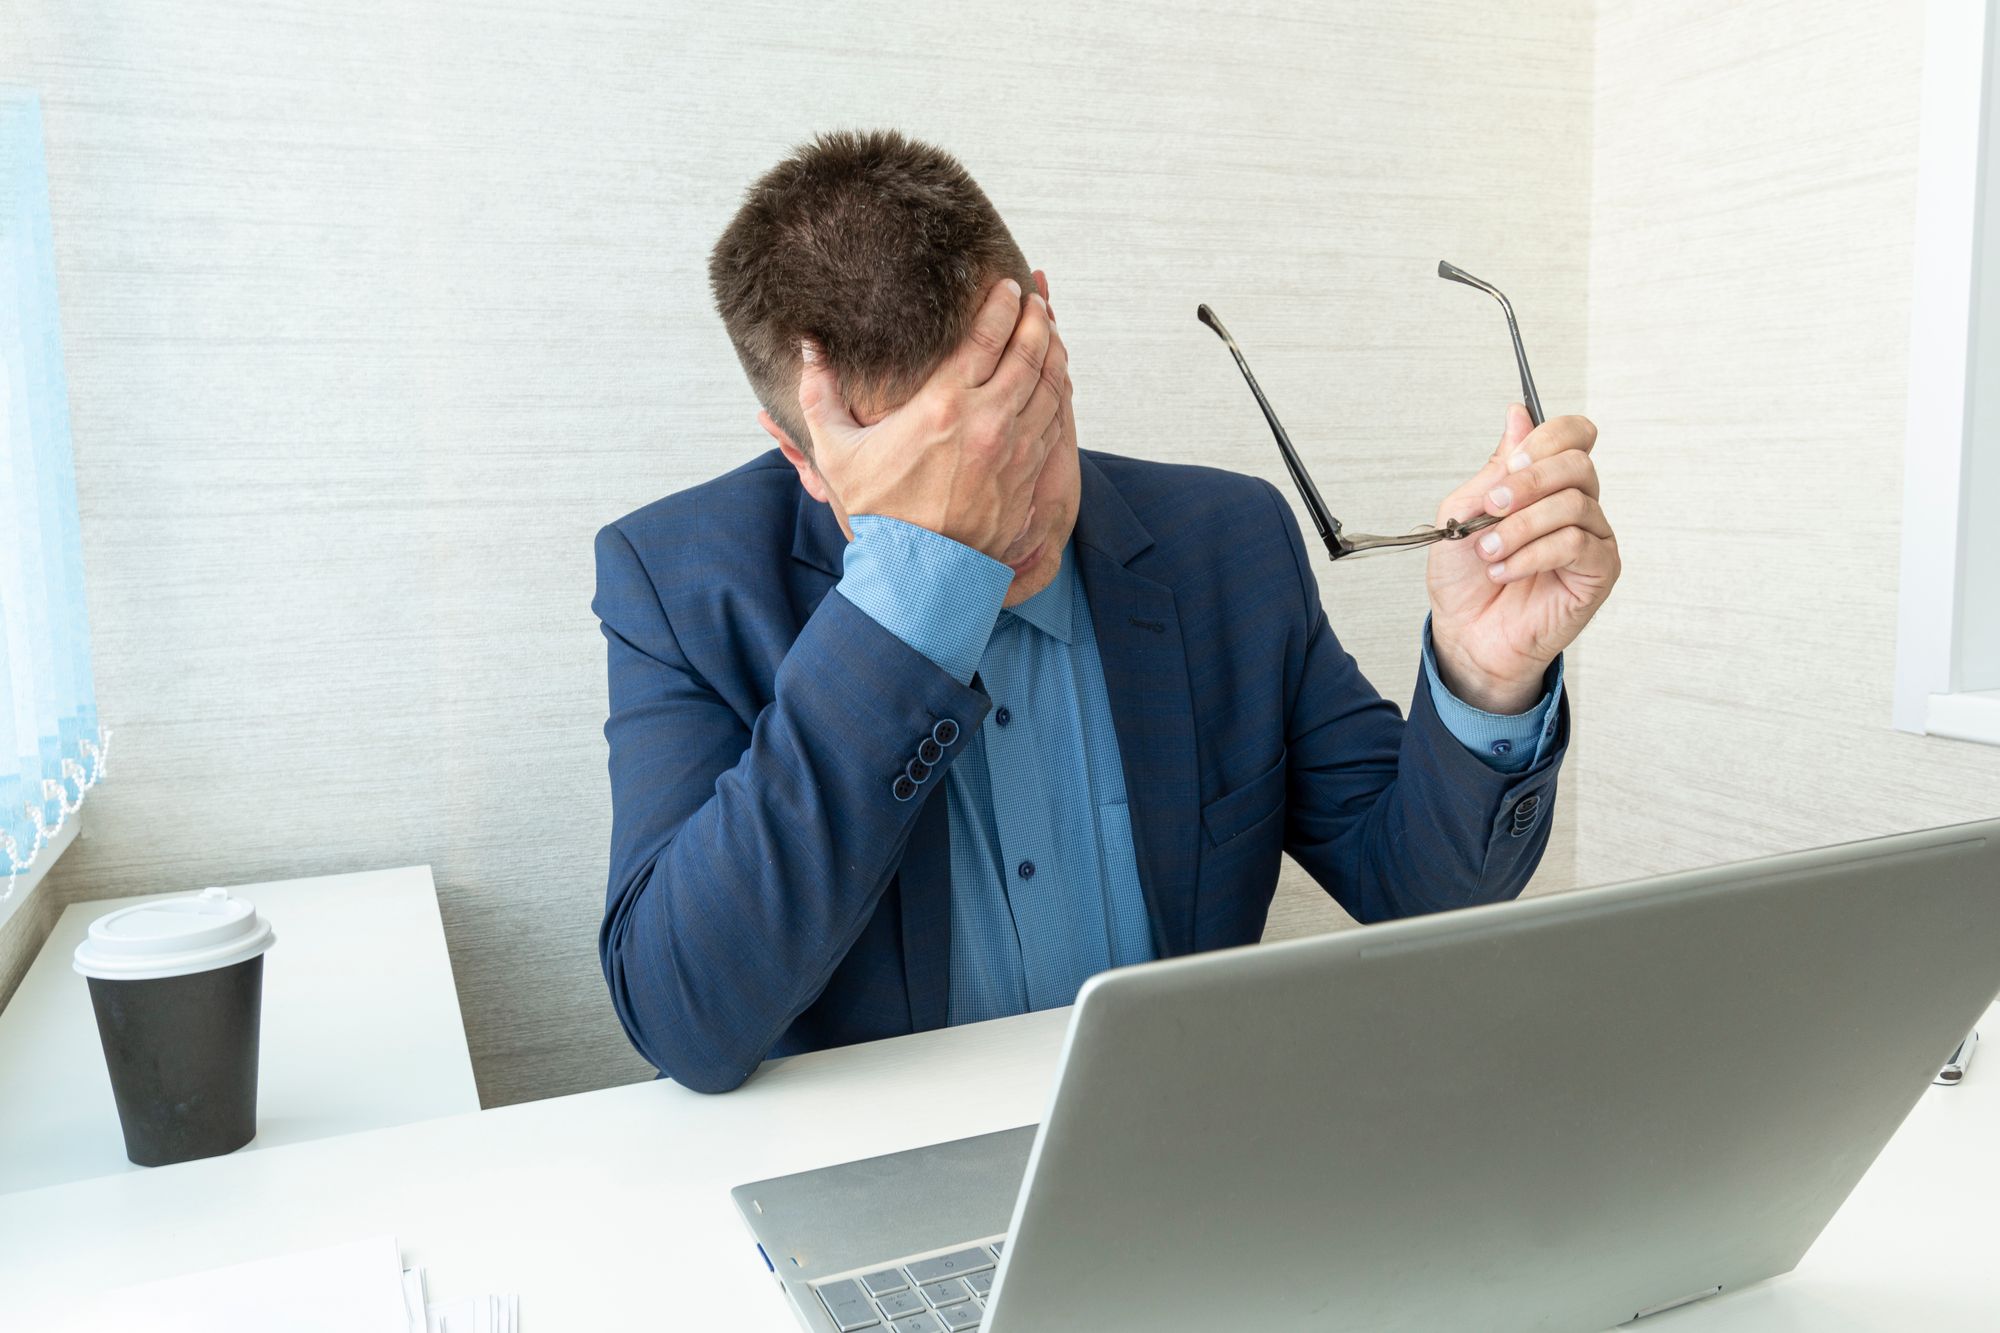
[{"x1": 1199, "y1": 260, "x2": 1545, "y2": 560}]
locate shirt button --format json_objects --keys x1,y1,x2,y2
[
  {"x1": 1490, "y1": 739, "x2": 1513, "y2": 757},
  {"x1": 995, "y1": 706, "x2": 1012, "y2": 728},
  {"x1": 1017, "y1": 859, "x2": 1036, "y2": 880}
]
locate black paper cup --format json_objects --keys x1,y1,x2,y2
[
  {"x1": 73, "y1": 887, "x2": 276, "y2": 1168},
  {"x1": 86, "y1": 955, "x2": 264, "y2": 1166}
]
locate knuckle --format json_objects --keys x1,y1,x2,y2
[
  {"x1": 1044, "y1": 344, "x2": 1069, "y2": 384},
  {"x1": 1549, "y1": 454, "x2": 1588, "y2": 491},
  {"x1": 974, "y1": 409, "x2": 1013, "y2": 453}
]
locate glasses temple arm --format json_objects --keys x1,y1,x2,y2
[
  {"x1": 1499, "y1": 298, "x2": 1545, "y2": 427},
  {"x1": 1437, "y1": 261, "x2": 1545, "y2": 427},
  {"x1": 1196, "y1": 305, "x2": 1347, "y2": 559}
]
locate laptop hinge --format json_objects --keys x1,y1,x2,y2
[{"x1": 1631, "y1": 1285, "x2": 1722, "y2": 1320}]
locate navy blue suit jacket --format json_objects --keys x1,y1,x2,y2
[{"x1": 593, "y1": 449, "x2": 1567, "y2": 1092}]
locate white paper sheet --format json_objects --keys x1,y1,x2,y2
[{"x1": 53, "y1": 1234, "x2": 409, "y2": 1333}]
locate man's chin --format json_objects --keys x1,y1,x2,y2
[{"x1": 999, "y1": 541, "x2": 1059, "y2": 608}]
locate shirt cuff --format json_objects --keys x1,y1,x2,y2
[
  {"x1": 1420, "y1": 614, "x2": 1564, "y2": 773},
  {"x1": 833, "y1": 514, "x2": 1015, "y2": 686}
]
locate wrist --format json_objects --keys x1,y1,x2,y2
[{"x1": 1431, "y1": 646, "x2": 1544, "y2": 716}]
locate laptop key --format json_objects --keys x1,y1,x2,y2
[
  {"x1": 936, "y1": 1302, "x2": 984, "y2": 1332},
  {"x1": 965, "y1": 1272, "x2": 994, "y2": 1298},
  {"x1": 887, "y1": 1312, "x2": 945, "y2": 1333},
  {"x1": 920, "y1": 1279, "x2": 970, "y2": 1307},
  {"x1": 877, "y1": 1290, "x2": 927, "y2": 1318},
  {"x1": 861, "y1": 1269, "x2": 910, "y2": 1297},
  {"x1": 905, "y1": 1249, "x2": 993, "y2": 1284},
  {"x1": 817, "y1": 1279, "x2": 879, "y2": 1331},
  {"x1": 987, "y1": 1241, "x2": 1004, "y2": 1258}
]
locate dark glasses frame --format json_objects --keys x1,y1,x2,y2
[{"x1": 1199, "y1": 260, "x2": 1545, "y2": 560}]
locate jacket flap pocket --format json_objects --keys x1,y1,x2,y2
[{"x1": 1200, "y1": 750, "x2": 1288, "y2": 848}]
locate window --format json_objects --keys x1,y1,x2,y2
[
  {"x1": 1, "y1": 89, "x2": 107, "y2": 917},
  {"x1": 1896, "y1": 0, "x2": 2000, "y2": 745}
]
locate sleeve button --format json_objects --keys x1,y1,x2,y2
[
  {"x1": 931, "y1": 718, "x2": 960, "y2": 747},
  {"x1": 892, "y1": 775, "x2": 918, "y2": 802},
  {"x1": 917, "y1": 736, "x2": 943, "y2": 765},
  {"x1": 906, "y1": 757, "x2": 932, "y2": 784}
]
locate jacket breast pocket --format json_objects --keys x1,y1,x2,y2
[{"x1": 1200, "y1": 749, "x2": 1288, "y2": 849}]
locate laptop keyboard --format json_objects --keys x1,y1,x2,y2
[{"x1": 812, "y1": 1239, "x2": 1005, "y2": 1332}]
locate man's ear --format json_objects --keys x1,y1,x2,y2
[{"x1": 762, "y1": 410, "x2": 831, "y2": 505}]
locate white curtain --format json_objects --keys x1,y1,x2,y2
[{"x1": 1, "y1": 89, "x2": 105, "y2": 902}]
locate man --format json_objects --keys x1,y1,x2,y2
[{"x1": 593, "y1": 130, "x2": 1617, "y2": 1094}]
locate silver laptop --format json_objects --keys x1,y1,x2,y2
[{"x1": 733, "y1": 819, "x2": 2000, "y2": 1332}]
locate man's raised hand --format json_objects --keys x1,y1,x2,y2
[
  {"x1": 1426, "y1": 406, "x2": 1619, "y2": 715},
  {"x1": 797, "y1": 277, "x2": 1068, "y2": 563}
]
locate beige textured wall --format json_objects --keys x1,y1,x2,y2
[
  {"x1": 0, "y1": 0, "x2": 1591, "y2": 1104},
  {"x1": 1580, "y1": 0, "x2": 2000, "y2": 886}
]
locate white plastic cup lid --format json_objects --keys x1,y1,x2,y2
[{"x1": 73, "y1": 887, "x2": 277, "y2": 981}]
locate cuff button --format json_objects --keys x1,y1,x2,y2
[
  {"x1": 892, "y1": 775, "x2": 918, "y2": 802},
  {"x1": 906, "y1": 757, "x2": 932, "y2": 784},
  {"x1": 931, "y1": 718, "x2": 960, "y2": 747},
  {"x1": 917, "y1": 736, "x2": 943, "y2": 765}
]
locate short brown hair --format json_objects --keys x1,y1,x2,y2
[{"x1": 708, "y1": 129, "x2": 1034, "y2": 454}]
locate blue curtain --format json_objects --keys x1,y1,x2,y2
[{"x1": 1, "y1": 89, "x2": 105, "y2": 902}]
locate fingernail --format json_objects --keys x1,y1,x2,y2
[
  {"x1": 1002, "y1": 278, "x2": 1022, "y2": 299},
  {"x1": 1488, "y1": 561, "x2": 1507, "y2": 581},
  {"x1": 1479, "y1": 531, "x2": 1502, "y2": 556},
  {"x1": 1487, "y1": 485, "x2": 1513, "y2": 511},
  {"x1": 1508, "y1": 450, "x2": 1532, "y2": 473},
  {"x1": 800, "y1": 339, "x2": 818, "y2": 364},
  {"x1": 1030, "y1": 292, "x2": 1048, "y2": 315}
]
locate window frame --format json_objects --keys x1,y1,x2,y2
[{"x1": 1895, "y1": 0, "x2": 2000, "y2": 745}]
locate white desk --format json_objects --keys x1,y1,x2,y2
[
  {"x1": 2, "y1": 1001, "x2": 1994, "y2": 1329},
  {"x1": 0, "y1": 865, "x2": 479, "y2": 1195}
]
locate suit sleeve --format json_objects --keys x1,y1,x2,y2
[
  {"x1": 1261, "y1": 483, "x2": 1569, "y2": 923},
  {"x1": 592, "y1": 522, "x2": 990, "y2": 1093}
]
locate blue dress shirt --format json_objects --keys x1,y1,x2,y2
[{"x1": 836, "y1": 514, "x2": 1562, "y2": 1025}]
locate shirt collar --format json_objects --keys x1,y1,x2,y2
[{"x1": 1001, "y1": 539, "x2": 1076, "y2": 644}]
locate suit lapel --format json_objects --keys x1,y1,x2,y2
[{"x1": 1073, "y1": 455, "x2": 1201, "y2": 958}]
